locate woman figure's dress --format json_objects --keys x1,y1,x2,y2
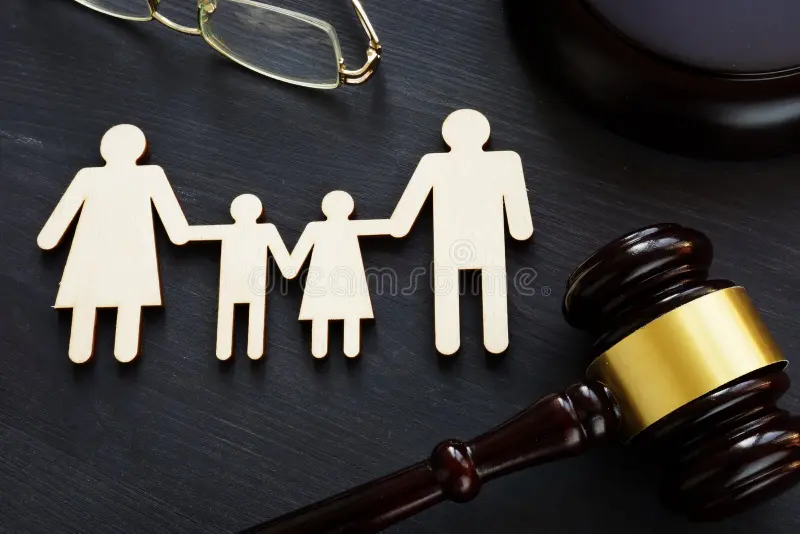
[{"x1": 52, "y1": 166, "x2": 182, "y2": 309}]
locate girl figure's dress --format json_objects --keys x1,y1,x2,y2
[
  {"x1": 298, "y1": 220, "x2": 374, "y2": 322},
  {"x1": 290, "y1": 191, "x2": 391, "y2": 358}
]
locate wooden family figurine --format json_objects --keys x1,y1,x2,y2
[{"x1": 38, "y1": 110, "x2": 533, "y2": 363}]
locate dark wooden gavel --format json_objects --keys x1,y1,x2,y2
[{"x1": 243, "y1": 224, "x2": 800, "y2": 533}]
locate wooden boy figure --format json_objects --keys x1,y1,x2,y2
[{"x1": 188, "y1": 194, "x2": 293, "y2": 360}]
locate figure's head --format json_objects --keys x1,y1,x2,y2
[
  {"x1": 321, "y1": 190, "x2": 355, "y2": 219},
  {"x1": 442, "y1": 109, "x2": 491, "y2": 150},
  {"x1": 230, "y1": 194, "x2": 263, "y2": 222},
  {"x1": 100, "y1": 124, "x2": 147, "y2": 164}
]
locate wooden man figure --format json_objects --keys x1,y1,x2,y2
[
  {"x1": 391, "y1": 110, "x2": 534, "y2": 355},
  {"x1": 188, "y1": 194, "x2": 293, "y2": 360},
  {"x1": 37, "y1": 124, "x2": 190, "y2": 363}
]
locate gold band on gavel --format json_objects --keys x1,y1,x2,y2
[{"x1": 586, "y1": 287, "x2": 787, "y2": 441}]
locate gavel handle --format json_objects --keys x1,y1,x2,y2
[{"x1": 241, "y1": 381, "x2": 621, "y2": 534}]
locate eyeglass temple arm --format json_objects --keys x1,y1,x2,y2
[{"x1": 340, "y1": 0, "x2": 382, "y2": 85}]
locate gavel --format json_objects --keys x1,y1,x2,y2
[{"x1": 243, "y1": 224, "x2": 800, "y2": 533}]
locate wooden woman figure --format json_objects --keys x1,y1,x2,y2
[
  {"x1": 289, "y1": 191, "x2": 391, "y2": 358},
  {"x1": 37, "y1": 124, "x2": 190, "y2": 363},
  {"x1": 187, "y1": 194, "x2": 293, "y2": 361}
]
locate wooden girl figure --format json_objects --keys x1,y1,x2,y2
[
  {"x1": 288, "y1": 191, "x2": 392, "y2": 358},
  {"x1": 187, "y1": 194, "x2": 293, "y2": 361},
  {"x1": 37, "y1": 124, "x2": 190, "y2": 363}
]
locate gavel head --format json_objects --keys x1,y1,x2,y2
[{"x1": 563, "y1": 223, "x2": 800, "y2": 521}]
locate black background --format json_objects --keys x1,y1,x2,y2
[{"x1": 2, "y1": 1, "x2": 799, "y2": 533}]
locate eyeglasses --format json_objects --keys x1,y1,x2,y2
[{"x1": 73, "y1": 0, "x2": 382, "y2": 89}]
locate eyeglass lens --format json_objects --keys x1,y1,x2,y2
[
  {"x1": 74, "y1": 0, "x2": 153, "y2": 21},
  {"x1": 200, "y1": 0, "x2": 343, "y2": 89}
]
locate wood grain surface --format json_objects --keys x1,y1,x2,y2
[{"x1": 1, "y1": 1, "x2": 799, "y2": 533}]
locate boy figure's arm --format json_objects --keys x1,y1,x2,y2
[
  {"x1": 264, "y1": 224, "x2": 295, "y2": 279},
  {"x1": 288, "y1": 223, "x2": 317, "y2": 278},
  {"x1": 188, "y1": 225, "x2": 229, "y2": 241}
]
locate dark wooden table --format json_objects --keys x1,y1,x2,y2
[{"x1": 2, "y1": 1, "x2": 799, "y2": 532}]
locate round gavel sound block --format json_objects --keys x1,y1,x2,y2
[
  {"x1": 504, "y1": 0, "x2": 800, "y2": 159},
  {"x1": 242, "y1": 224, "x2": 799, "y2": 534}
]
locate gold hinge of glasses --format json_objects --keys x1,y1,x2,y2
[{"x1": 340, "y1": 0, "x2": 382, "y2": 85}]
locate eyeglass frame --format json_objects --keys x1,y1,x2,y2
[{"x1": 73, "y1": 0, "x2": 382, "y2": 88}]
